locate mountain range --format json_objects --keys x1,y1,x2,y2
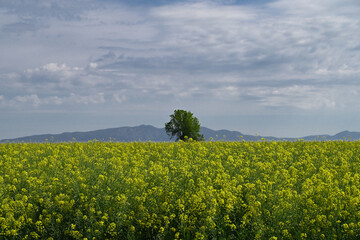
[{"x1": 1, "y1": 125, "x2": 360, "y2": 143}]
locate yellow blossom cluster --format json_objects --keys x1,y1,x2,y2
[{"x1": 1, "y1": 140, "x2": 360, "y2": 239}]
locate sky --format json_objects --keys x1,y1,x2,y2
[{"x1": 1, "y1": 0, "x2": 360, "y2": 139}]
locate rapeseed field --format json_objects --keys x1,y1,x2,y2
[{"x1": 1, "y1": 140, "x2": 360, "y2": 239}]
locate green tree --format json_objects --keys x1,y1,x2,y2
[{"x1": 165, "y1": 109, "x2": 204, "y2": 141}]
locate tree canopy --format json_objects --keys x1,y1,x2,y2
[{"x1": 165, "y1": 109, "x2": 204, "y2": 141}]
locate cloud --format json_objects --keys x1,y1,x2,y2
[
  {"x1": 0, "y1": 62, "x2": 110, "y2": 110},
  {"x1": 1, "y1": 93, "x2": 107, "y2": 109},
  {"x1": 21, "y1": 63, "x2": 85, "y2": 92},
  {"x1": 246, "y1": 85, "x2": 337, "y2": 110},
  {"x1": 87, "y1": 0, "x2": 359, "y2": 110},
  {"x1": 270, "y1": 0, "x2": 360, "y2": 17},
  {"x1": 112, "y1": 93, "x2": 127, "y2": 104},
  {"x1": 152, "y1": 2, "x2": 256, "y2": 21},
  {"x1": 84, "y1": 0, "x2": 359, "y2": 87},
  {"x1": 25, "y1": 63, "x2": 81, "y2": 78},
  {"x1": 12, "y1": 94, "x2": 41, "y2": 107},
  {"x1": 0, "y1": 0, "x2": 93, "y2": 20},
  {"x1": 1, "y1": 0, "x2": 360, "y2": 114},
  {"x1": 2, "y1": 21, "x2": 43, "y2": 34},
  {"x1": 68, "y1": 92, "x2": 106, "y2": 105}
]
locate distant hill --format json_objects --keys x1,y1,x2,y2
[
  {"x1": 0, "y1": 125, "x2": 270, "y2": 142},
  {"x1": 300, "y1": 131, "x2": 358, "y2": 141},
  {"x1": 201, "y1": 127, "x2": 265, "y2": 141},
  {"x1": 1, "y1": 125, "x2": 360, "y2": 143},
  {"x1": 1, "y1": 125, "x2": 168, "y2": 143}
]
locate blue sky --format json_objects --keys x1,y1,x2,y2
[{"x1": 1, "y1": 0, "x2": 360, "y2": 139}]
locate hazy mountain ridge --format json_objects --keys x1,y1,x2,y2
[{"x1": 1, "y1": 125, "x2": 359, "y2": 143}]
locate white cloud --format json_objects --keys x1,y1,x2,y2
[
  {"x1": 42, "y1": 63, "x2": 67, "y2": 72},
  {"x1": 68, "y1": 92, "x2": 105, "y2": 105},
  {"x1": 25, "y1": 63, "x2": 80, "y2": 74},
  {"x1": 89, "y1": 62, "x2": 98, "y2": 68},
  {"x1": 3, "y1": 93, "x2": 107, "y2": 109},
  {"x1": 242, "y1": 84, "x2": 344, "y2": 110},
  {"x1": 0, "y1": 0, "x2": 93, "y2": 20},
  {"x1": 21, "y1": 62, "x2": 107, "y2": 93},
  {"x1": 270, "y1": 0, "x2": 360, "y2": 16},
  {"x1": 112, "y1": 93, "x2": 126, "y2": 104},
  {"x1": 12, "y1": 94, "x2": 41, "y2": 107},
  {"x1": 152, "y1": 2, "x2": 256, "y2": 21}
]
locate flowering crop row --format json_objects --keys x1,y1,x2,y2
[{"x1": 1, "y1": 140, "x2": 360, "y2": 239}]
